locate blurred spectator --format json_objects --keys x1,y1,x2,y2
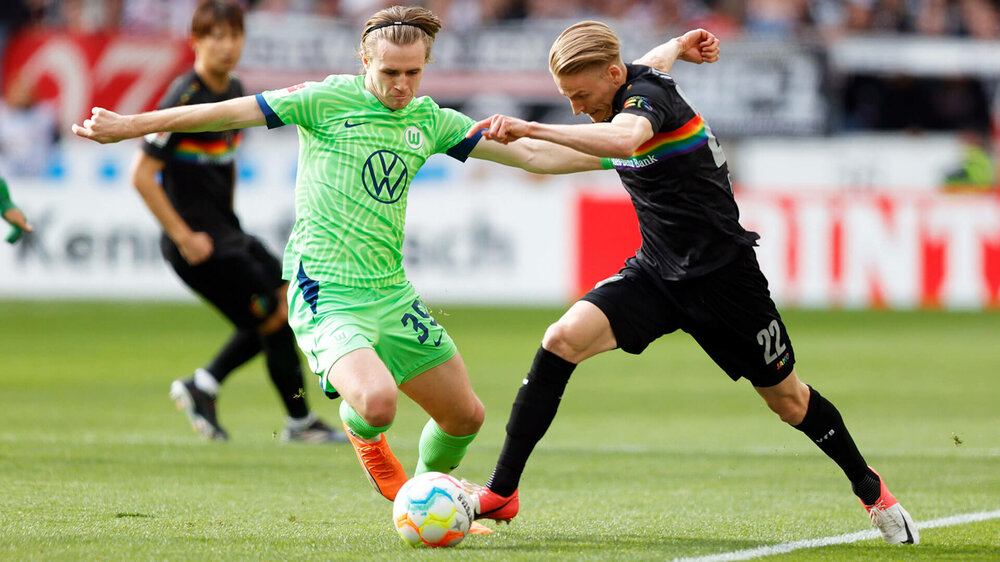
[
  {"x1": 744, "y1": 0, "x2": 810, "y2": 38},
  {"x1": 121, "y1": 0, "x2": 200, "y2": 35},
  {"x1": 959, "y1": 0, "x2": 999, "y2": 38},
  {"x1": 943, "y1": 131, "x2": 996, "y2": 189},
  {"x1": 0, "y1": 77, "x2": 59, "y2": 177},
  {"x1": 868, "y1": 0, "x2": 918, "y2": 33},
  {"x1": 0, "y1": 1, "x2": 33, "y2": 93},
  {"x1": 426, "y1": 0, "x2": 526, "y2": 30},
  {"x1": 51, "y1": 0, "x2": 121, "y2": 32},
  {"x1": 690, "y1": 0, "x2": 743, "y2": 39},
  {"x1": 0, "y1": 1, "x2": 34, "y2": 38},
  {"x1": 914, "y1": 0, "x2": 999, "y2": 37}
]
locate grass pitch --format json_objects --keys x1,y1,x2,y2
[{"x1": 1, "y1": 301, "x2": 998, "y2": 560}]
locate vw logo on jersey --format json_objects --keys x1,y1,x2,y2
[
  {"x1": 404, "y1": 126, "x2": 423, "y2": 149},
  {"x1": 362, "y1": 150, "x2": 409, "y2": 204}
]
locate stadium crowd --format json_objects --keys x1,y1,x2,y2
[
  {"x1": 1, "y1": 0, "x2": 999, "y2": 39},
  {"x1": 1, "y1": 1, "x2": 998, "y2": 186}
]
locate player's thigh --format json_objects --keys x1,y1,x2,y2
[
  {"x1": 172, "y1": 247, "x2": 282, "y2": 330},
  {"x1": 399, "y1": 352, "x2": 484, "y2": 435},
  {"x1": 374, "y1": 283, "x2": 457, "y2": 388},
  {"x1": 543, "y1": 300, "x2": 617, "y2": 363},
  {"x1": 329, "y1": 347, "x2": 399, "y2": 419},
  {"x1": 683, "y1": 248, "x2": 795, "y2": 386},
  {"x1": 578, "y1": 260, "x2": 683, "y2": 356},
  {"x1": 285, "y1": 277, "x2": 377, "y2": 399}
]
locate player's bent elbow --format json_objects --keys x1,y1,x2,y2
[{"x1": 606, "y1": 139, "x2": 639, "y2": 160}]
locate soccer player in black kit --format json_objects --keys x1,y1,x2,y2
[
  {"x1": 466, "y1": 22, "x2": 918, "y2": 544},
  {"x1": 131, "y1": 0, "x2": 344, "y2": 443}
]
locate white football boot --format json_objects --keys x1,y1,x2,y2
[{"x1": 861, "y1": 468, "x2": 919, "y2": 544}]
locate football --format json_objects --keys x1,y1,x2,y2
[{"x1": 392, "y1": 471, "x2": 474, "y2": 547}]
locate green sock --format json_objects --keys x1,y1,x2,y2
[
  {"x1": 339, "y1": 401, "x2": 391, "y2": 440},
  {"x1": 415, "y1": 419, "x2": 477, "y2": 475}
]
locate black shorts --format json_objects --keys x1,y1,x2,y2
[
  {"x1": 580, "y1": 247, "x2": 795, "y2": 387},
  {"x1": 167, "y1": 237, "x2": 284, "y2": 330}
]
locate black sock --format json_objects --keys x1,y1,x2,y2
[
  {"x1": 852, "y1": 470, "x2": 882, "y2": 506},
  {"x1": 487, "y1": 347, "x2": 576, "y2": 497},
  {"x1": 206, "y1": 329, "x2": 261, "y2": 384},
  {"x1": 793, "y1": 386, "x2": 878, "y2": 502},
  {"x1": 262, "y1": 325, "x2": 309, "y2": 419}
]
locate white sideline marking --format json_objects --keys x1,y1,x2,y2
[{"x1": 675, "y1": 509, "x2": 1000, "y2": 561}]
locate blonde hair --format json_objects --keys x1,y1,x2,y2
[
  {"x1": 358, "y1": 5, "x2": 442, "y2": 62},
  {"x1": 548, "y1": 21, "x2": 623, "y2": 76}
]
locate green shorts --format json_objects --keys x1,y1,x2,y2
[{"x1": 287, "y1": 266, "x2": 457, "y2": 398}]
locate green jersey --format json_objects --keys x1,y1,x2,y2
[{"x1": 257, "y1": 74, "x2": 478, "y2": 287}]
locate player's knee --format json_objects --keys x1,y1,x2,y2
[
  {"x1": 464, "y1": 397, "x2": 486, "y2": 433},
  {"x1": 353, "y1": 390, "x2": 398, "y2": 428},
  {"x1": 541, "y1": 321, "x2": 585, "y2": 362}
]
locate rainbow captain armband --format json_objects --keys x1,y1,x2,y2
[{"x1": 600, "y1": 157, "x2": 614, "y2": 170}]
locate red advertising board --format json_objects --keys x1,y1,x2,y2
[
  {"x1": 2, "y1": 29, "x2": 193, "y2": 129},
  {"x1": 575, "y1": 189, "x2": 1000, "y2": 309}
]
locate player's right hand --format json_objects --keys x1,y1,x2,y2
[
  {"x1": 71, "y1": 107, "x2": 130, "y2": 144},
  {"x1": 2, "y1": 208, "x2": 32, "y2": 233},
  {"x1": 178, "y1": 231, "x2": 214, "y2": 266},
  {"x1": 467, "y1": 114, "x2": 529, "y2": 144},
  {"x1": 677, "y1": 29, "x2": 720, "y2": 64}
]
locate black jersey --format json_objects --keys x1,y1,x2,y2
[
  {"x1": 604, "y1": 64, "x2": 759, "y2": 280},
  {"x1": 142, "y1": 70, "x2": 247, "y2": 262}
]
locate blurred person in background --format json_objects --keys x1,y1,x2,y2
[
  {"x1": 1, "y1": 175, "x2": 33, "y2": 244},
  {"x1": 0, "y1": 0, "x2": 34, "y2": 64},
  {"x1": 121, "y1": 0, "x2": 199, "y2": 35},
  {"x1": 743, "y1": 0, "x2": 811, "y2": 37},
  {"x1": 130, "y1": 0, "x2": 346, "y2": 443},
  {"x1": 53, "y1": 0, "x2": 122, "y2": 32},
  {"x1": 0, "y1": 77, "x2": 60, "y2": 177},
  {"x1": 71, "y1": 4, "x2": 718, "y2": 514},
  {"x1": 465, "y1": 20, "x2": 919, "y2": 546}
]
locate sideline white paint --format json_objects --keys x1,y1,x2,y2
[{"x1": 675, "y1": 509, "x2": 1000, "y2": 561}]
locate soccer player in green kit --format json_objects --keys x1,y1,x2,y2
[{"x1": 72, "y1": 4, "x2": 720, "y2": 514}]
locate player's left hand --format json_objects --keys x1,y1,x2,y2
[
  {"x1": 677, "y1": 29, "x2": 720, "y2": 64},
  {"x1": 467, "y1": 114, "x2": 530, "y2": 144}
]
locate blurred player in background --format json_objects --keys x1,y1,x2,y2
[
  {"x1": 467, "y1": 21, "x2": 919, "y2": 546},
  {"x1": 1, "y1": 175, "x2": 32, "y2": 244},
  {"x1": 131, "y1": 0, "x2": 345, "y2": 443},
  {"x1": 72, "y1": 4, "x2": 719, "y2": 517}
]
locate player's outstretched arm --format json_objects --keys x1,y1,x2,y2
[
  {"x1": 72, "y1": 96, "x2": 265, "y2": 144},
  {"x1": 634, "y1": 28, "x2": 720, "y2": 74},
  {"x1": 468, "y1": 112, "x2": 652, "y2": 160},
  {"x1": 467, "y1": 131, "x2": 603, "y2": 174}
]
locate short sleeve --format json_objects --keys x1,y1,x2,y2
[
  {"x1": 259, "y1": 81, "x2": 323, "y2": 128},
  {"x1": 618, "y1": 74, "x2": 671, "y2": 132},
  {"x1": 433, "y1": 108, "x2": 477, "y2": 161}
]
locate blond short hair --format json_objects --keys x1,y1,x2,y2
[
  {"x1": 358, "y1": 5, "x2": 442, "y2": 62},
  {"x1": 549, "y1": 21, "x2": 623, "y2": 76}
]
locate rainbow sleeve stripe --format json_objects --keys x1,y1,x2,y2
[
  {"x1": 172, "y1": 134, "x2": 241, "y2": 164},
  {"x1": 605, "y1": 114, "x2": 708, "y2": 170}
]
